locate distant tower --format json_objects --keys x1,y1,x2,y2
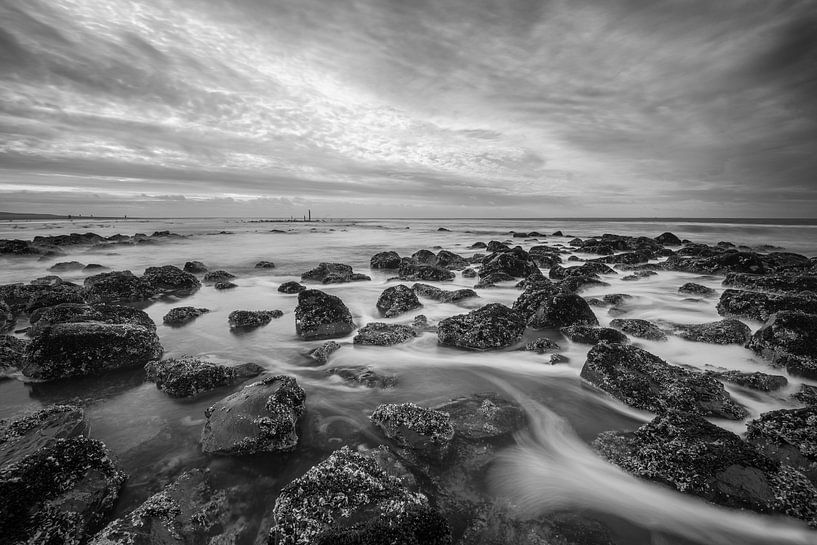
[{"x1": 308, "y1": 209, "x2": 311, "y2": 221}]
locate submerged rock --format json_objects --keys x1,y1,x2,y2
[
  {"x1": 717, "y1": 289, "x2": 817, "y2": 321},
  {"x1": 513, "y1": 288, "x2": 598, "y2": 329},
  {"x1": 376, "y1": 285, "x2": 422, "y2": 318},
  {"x1": 370, "y1": 251, "x2": 402, "y2": 269},
  {"x1": 228, "y1": 309, "x2": 282, "y2": 329},
  {"x1": 678, "y1": 282, "x2": 716, "y2": 296},
  {"x1": 746, "y1": 311, "x2": 817, "y2": 379},
  {"x1": 145, "y1": 356, "x2": 264, "y2": 397},
  {"x1": 326, "y1": 365, "x2": 397, "y2": 388},
  {"x1": 22, "y1": 322, "x2": 163, "y2": 380},
  {"x1": 0, "y1": 405, "x2": 88, "y2": 466},
  {"x1": 162, "y1": 306, "x2": 210, "y2": 326},
  {"x1": 609, "y1": 318, "x2": 667, "y2": 341},
  {"x1": 460, "y1": 506, "x2": 613, "y2": 545},
  {"x1": 672, "y1": 318, "x2": 751, "y2": 344},
  {"x1": 270, "y1": 446, "x2": 450, "y2": 545},
  {"x1": 353, "y1": 322, "x2": 417, "y2": 346},
  {"x1": 746, "y1": 406, "x2": 817, "y2": 485},
  {"x1": 295, "y1": 289, "x2": 355, "y2": 340},
  {"x1": 370, "y1": 403, "x2": 455, "y2": 462},
  {"x1": 438, "y1": 303, "x2": 526, "y2": 350},
  {"x1": 594, "y1": 410, "x2": 817, "y2": 525},
  {"x1": 706, "y1": 370, "x2": 788, "y2": 392},
  {"x1": 412, "y1": 283, "x2": 478, "y2": 304},
  {"x1": 308, "y1": 341, "x2": 341, "y2": 364},
  {"x1": 201, "y1": 374, "x2": 305, "y2": 455},
  {"x1": 277, "y1": 281, "x2": 306, "y2": 294},
  {"x1": 580, "y1": 343, "x2": 747, "y2": 419},
  {"x1": 559, "y1": 325, "x2": 628, "y2": 345}
]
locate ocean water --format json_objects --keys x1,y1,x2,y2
[{"x1": 1, "y1": 217, "x2": 816, "y2": 544}]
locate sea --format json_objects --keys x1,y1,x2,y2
[{"x1": 1, "y1": 217, "x2": 816, "y2": 545}]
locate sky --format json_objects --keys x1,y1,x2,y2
[{"x1": 0, "y1": 0, "x2": 816, "y2": 218}]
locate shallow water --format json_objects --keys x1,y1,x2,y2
[{"x1": 1, "y1": 217, "x2": 816, "y2": 544}]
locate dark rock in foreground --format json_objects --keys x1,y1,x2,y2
[
  {"x1": 162, "y1": 306, "x2": 210, "y2": 326},
  {"x1": 746, "y1": 311, "x2": 817, "y2": 379},
  {"x1": 354, "y1": 322, "x2": 417, "y2": 346},
  {"x1": 580, "y1": 343, "x2": 747, "y2": 419},
  {"x1": 794, "y1": 385, "x2": 817, "y2": 406},
  {"x1": 228, "y1": 309, "x2": 282, "y2": 329},
  {"x1": 327, "y1": 365, "x2": 397, "y2": 388},
  {"x1": 201, "y1": 374, "x2": 305, "y2": 455},
  {"x1": 438, "y1": 303, "x2": 525, "y2": 350},
  {"x1": 22, "y1": 322, "x2": 163, "y2": 380},
  {"x1": 278, "y1": 281, "x2": 306, "y2": 294},
  {"x1": 678, "y1": 282, "x2": 716, "y2": 296},
  {"x1": 609, "y1": 318, "x2": 667, "y2": 341},
  {"x1": 717, "y1": 289, "x2": 817, "y2": 321},
  {"x1": 145, "y1": 356, "x2": 264, "y2": 397},
  {"x1": 706, "y1": 370, "x2": 788, "y2": 392},
  {"x1": 295, "y1": 289, "x2": 355, "y2": 340},
  {"x1": 560, "y1": 325, "x2": 627, "y2": 345},
  {"x1": 270, "y1": 446, "x2": 450, "y2": 545},
  {"x1": 377, "y1": 285, "x2": 422, "y2": 318},
  {"x1": 371, "y1": 402, "x2": 455, "y2": 462},
  {"x1": 672, "y1": 318, "x2": 751, "y2": 344},
  {"x1": 412, "y1": 283, "x2": 478, "y2": 304},
  {"x1": 594, "y1": 411, "x2": 817, "y2": 525},
  {"x1": 746, "y1": 406, "x2": 817, "y2": 485},
  {"x1": 0, "y1": 405, "x2": 88, "y2": 466},
  {"x1": 1, "y1": 300, "x2": 13, "y2": 333}
]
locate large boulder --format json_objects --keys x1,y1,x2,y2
[
  {"x1": 370, "y1": 251, "x2": 402, "y2": 269},
  {"x1": 145, "y1": 357, "x2": 264, "y2": 397},
  {"x1": 746, "y1": 407, "x2": 817, "y2": 485},
  {"x1": 672, "y1": 319, "x2": 751, "y2": 344},
  {"x1": 270, "y1": 446, "x2": 450, "y2": 545},
  {"x1": 580, "y1": 343, "x2": 747, "y2": 419},
  {"x1": 717, "y1": 289, "x2": 817, "y2": 321},
  {"x1": 22, "y1": 322, "x2": 163, "y2": 380},
  {"x1": 301, "y1": 262, "x2": 370, "y2": 284},
  {"x1": 609, "y1": 318, "x2": 667, "y2": 341},
  {"x1": 200, "y1": 374, "x2": 305, "y2": 455},
  {"x1": 83, "y1": 270, "x2": 154, "y2": 303},
  {"x1": 594, "y1": 410, "x2": 817, "y2": 525},
  {"x1": 295, "y1": 290, "x2": 355, "y2": 340},
  {"x1": 513, "y1": 288, "x2": 598, "y2": 329},
  {"x1": 24, "y1": 283, "x2": 85, "y2": 314},
  {"x1": 412, "y1": 283, "x2": 477, "y2": 304},
  {"x1": 663, "y1": 251, "x2": 768, "y2": 275},
  {"x1": 353, "y1": 322, "x2": 417, "y2": 346},
  {"x1": 370, "y1": 403, "x2": 455, "y2": 462},
  {"x1": 437, "y1": 303, "x2": 526, "y2": 350},
  {"x1": 746, "y1": 311, "x2": 817, "y2": 378},
  {"x1": 141, "y1": 265, "x2": 200, "y2": 296},
  {"x1": 376, "y1": 285, "x2": 422, "y2": 318},
  {"x1": 162, "y1": 306, "x2": 210, "y2": 326}
]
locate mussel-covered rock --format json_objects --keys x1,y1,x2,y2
[
  {"x1": 145, "y1": 356, "x2": 264, "y2": 397},
  {"x1": 24, "y1": 282, "x2": 86, "y2": 314},
  {"x1": 746, "y1": 406, "x2": 817, "y2": 485},
  {"x1": 83, "y1": 270, "x2": 154, "y2": 303},
  {"x1": 594, "y1": 410, "x2": 817, "y2": 524},
  {"x1": 609, "y1": 318, "x2": 667, "y2": 341},
  {"x1": 513, "y1": 287, "x2": 598, "y2": 329},
  {"x1": 162, "y1": 306, "x2": 210, "y2": 326},
  {"x1": 214, "y1": 281, "x2": 237, "y2": 290},
  {"x1": 376, "y1": 285, "x2": 422, "y2": 318},
  {"x1": 201, "y1": 374, "x2": 305, "y2": 455},
  {"x1": 142, "y1": 265, "x2": 201, "y2": 296},
  {"x1": 717, "y1": 289, "x2": 817, "y2": 321},
  {"x1": 370, "y1": 403, "x2": 455, "y2": 462},
  {"x1": 672, "y1": 318, "x2": 751, "y2": 345},
  {"x1": 523, "y1": 337, "x2": 560, "y2": 353},
  {"x1": 22, "y1": 322, "x2": 163, "y2": 380},
  {"x1": 746, "y1": 311, "x2": 817, "y2": 379},
  {"x1": 438, "y1": 303, "x2": 525, "y2": 350},
  {"x1": 228, "y1": 309, "x2": 282, "y2": 329},
  {"x1": 559, "y1": 325, "x2": 627, "y2": 345},
  {"x1": 278, "y1": 281, "x2": 306, "y2": 294},
  {"x1": 295, "y1": 290, "x2": 355, "y2": 340},
  {"x1": 370, "y1": 251, "x2": 402, "y2": 269},
  {"x1": 412, "y1": 283, "x2": 477, "y2": 304},
  {"x1": 478, "y1": 248, "x2": 538, "y2": 279},
  {"x1": 353, "y1": 322, "x2": 417, "y2": 346},
  {"x1": 580, "y1": 343, "x2": 747, "y2": 419}
]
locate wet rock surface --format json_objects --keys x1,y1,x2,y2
[
  {"x1": 580, "y1": 343, "x2": 747, "y2": 419},
  {"x1": 438, "y1": 303, "x2": 526, "y2": 350},
  {"x1": 142, "y1": 265, "x2": 201, "y2": 296},
  {"x1": 308, "y1": 340, "x2": 341, "y2": 364},
  {"x1": 723, "y1": 272, "x2": 817, "y2": 295},
  {"x1": 706, "y1": 370, "x2": 788, "y2": 392},
  {"x1": 376, "y1": 284, "x2": 422, "y2": 317},
  {"x1": 746, "y1": 406, "x2": 817, "y2": 485},
  {"x1": 672, "y1": 318, "x2": 751, "y2": 344},
  {"x1": 717, "y1": 289, "x2": 817, "y2": 321},
  {"x1": 277, "y1": 281, "x2": 306, "y2": 294},
  {"x1": 0, "y1": 335, "x2": 26, "y2": 378},
  {"x1": 609, "y1": 318, "x2": 667, "y2": 341},
  {"x1": 594, "y1": 410, "x2": 817, "y2": 525},
  {"x1": 183, "y1": 260, "x2": 208, "y2": 274},
  {"x1": 203, "y1": 270, "x2": 236, "y2": 283},
  {"x1": 371, "y1": 402, "x2": 455, "y2": 462},
  {"x1": 370, "y1": 250, "x2": 402, "y2": 269},
  {"x1": 255, "y1": 260, "x2": 276, "y2": 268},
  {"x1": 513, "y1": 288, "x2": 598, "y2": 329},
  {"x1": 746, "y1": 311, "x2": 817, "y2": 378},
  {"x1": 162, "y1": 306, "x2": 210, "y2": 326},
  {"x1": 353, "y1": 322, "x2": 417, "y2": 346},
  {"x1": 301, "y1": 262, "x2": 370, "y2": 284},
  {"x1": 295, "y1": 289, "x2": 355, "y2": 340},
  {"x1": 145, "y1": 356, "x2": 264, "y2": 397},
  {"x1": 201, "y1": 374, "x2": 306, "y2": 455},
  {"x1": 678, "y1": 282, "x2": 716, "y2": 296},
  {"x1": 326, "y1": 365, "x2": 397, "y2": 388},
  {"x1": 29, "y1": 302, "x2": 156, "y2": 335},
  {"x1": 412, "y1": 283, "x2": 478, "y2": 304},
  {"x1": 397, "y1": 258, "x2": 456, "y2": 281},
  {"x1": 523, "y1": 337, "x2": 560, "y2": 353},
  {"x1": 83, "y1": 270, "x2": 154, "y2": 303},
  {"x1": 228, "y1": 309, "x2": 282, "y2": 329},
  {"x1": 559, "y1": 325, "x2": 628, "y2": 345}
]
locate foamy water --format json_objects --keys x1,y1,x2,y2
[{"x1": 1, "y1": 217, "x2": 815, "y2": 544}]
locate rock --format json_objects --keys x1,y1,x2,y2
[
  {"x1": 370, "y1": 251, "x2": 402, "y2": 269},
  {"x1": 474, "y1": 271, "x2": 515, "y2": 288},
  {"x1": 183, "y1": 260, "x2": 208, "y2": 273},
  {"x1": 24, "y1": 283, "x2": 86, "y2": 314},
  {"x1": 723, "y1": 273, "x2": 817, "y2": 295},
  {"x1": 663, "y1": 251, "x2": 768, "y2": 275},
  {"x1": 794, "y1": 385, "x2": 817, "y2": 406},
  {"x1": 438, "y1": 303, "x2": 526, "y2": 350},
  {"x1": 22, "y1": 322, "x2": 163, "y2": 380},
  {"x1": 460, "y1": 506, "x2": 613, "y2": 545},
  {"x1": 602, "y1": 293, "x2": 632, "y2": 306},
  {"x1": 1, "y1": 301, "x2": 13, "y2": 333},
  {"x1": 470, "y1": 242, "x2": 487, "y2": 249},
  {"x1": 201, "y1": 374, "x2": 305, "y2": 455},
  {"x1": 462, "y1": 268, "x2": 477, "y2": 278},
  {"x1": 90, "y1": 469, "x2": 234, "y2": 545},
  {"x1": 478, "y1": 248, "x2": 538, "y2": 279},
  {"x1": 523, "y1": 337, "x2": 560, "y2": 353},
  {"x1": 746, "y1": 406, "x2": 817, "y2": 487},
  {"x1": 227, "y1": 309, "x2": 282, "y2": 329},
  {"x1": 397, "y1": 259, "x2": 455, "y2": 281},
  {"x1": 354, "y1": 322, "x2": 417, "y2": 346},
  {"x1": 162, "y1": 306, "x2": 210, "y2": 326},
  {"x1": 580, "y1": 343, "x2": 747, "y2": 419},
  {"x1": 145, "y1": 357, "x2": 264, "y2": 397},
  {"x1": 594, "y1": 410, "x2": 817, "y2": 524},
  {"x1": 371, "y1": 403, "x2": 455, "y2": 461},
  {"x1": 655, "y1": 232, "x2": 682, "y2": 245},
  {"x1": 560, "y1": 325, "x2": 628, "y2": 345},
  {"x1": 270, "y1": 446, "x2": 450, "y2": 545},
  {"x1": 203, "y1": 270, "x2": 236, "y2": 283},
  {"x1": 376, "y1": 285, "x2": 422, "y2": 318},
  {"x1": 48, "y1": 261, "x2": 84, "y2": 272},
  {"x1": 486, "y1": 241, "x2": 510, "y2": 252},
  {"x1": 706, "y1": 370, "x2": 788, "y2": 393},
  {"x1": 214, "y1": 281, "x2": 237, "y2": 290},
  {"x1": 255, "y1": 260, "x2": 276, "y2": 268},
  {"x1": 292, "y1": 289, "x2": 358, "y2": 340},
  {"x1": 308, "y1": 341, "x2": 341, "y2": 364},
  {"x1": 278, "y1": 281, "x2": 306, "y2": 294},
  {"x1": 142, "y1": 265, "x2": 201, "y2": 296},
  {"x1": 549, "y1": 354, "x2": 569, "y2": 364},
  {"x1": 609, "y1": 318, "x2": 667, "y2": 341},
  {"x1": 0, "y1": 407, "x2": 126, "y2": 544},
  {"x1": 83, "y1": 264, "x2": 106, "y2": 271},
  {"x1": 717, "y1": 289, "x2": 817, "y2": 321},
  {"x1": 678, "y1": 282, "x2": 716, "y2": 296},
  {"x1": 435, "y1": 250, "x2": 469, "y2": 270},
  {"x1": 29, "y1": 303, "x2": 155, "y2": 335},
  {"x1": 301, "y1": 262, "x2": 370, "y2": 284},
  {"x1": 83, "y1": 270, "x2": 153, "y2": 303},
  {"x1": 552, "y1": 231, "x2": 563, "y2": 236},
  {"x1": 435, "y1": 392, "x2": 525, "y2": 442},
  {"x1": 326, "y1": 366, "x2": 397, "y2": 388},
  {"x1": 513, "y1": 288, "x2": 598, "y2": 329},
  {"x1": 411, "y1": 314, "x2": 436, "y2": 333},
  {"x1": 746, "y1": 311, "x2": 817, "y2": 379},
  {"x1": 672, "y1": 319, "x2": 751, "y2": 344},
  {"x1": 0, "y1": 335, "x2": 26, "y2": 378},
  {"x1": 412, "y1": 283, "x2": 478, "y2": 304},
  {"x1": 558, "y1": 275, "x2": 609, "y2": 292}
]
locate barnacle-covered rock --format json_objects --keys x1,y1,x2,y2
[
  {"x1": 228, "y1": 309, "x2": 282, "y2": 329},
  {"x1": 145, "y1": 356, "x2": 264, "y2": 397},
  {"x1": 437, "y1": 304, "x2": 525, "y2": 350},
  {"x1": 353, "y1": 322, "x2": 417, "y2": 346},
  {"x1": 672, "y1": 319, "x2": 751, "y2": 345},
  {"x1": 559, "y1": 325, "x2": 628, "y2": 345},
  {"x1": 370, "y1": 403, "x2": 455, "y2": 462},
  {"x1": 609, "y1": 318, "x2": 667, "y2": 341},
  {"x1": 746, "y1": 311, "x2": 817, "y2": 379},
  {"x1": 376, "y1": 285, "x2": 422, "y2": 318},
  {"x1": 162, "y1": 306, "x2": 210, "y2": 326},
  {"x1": 295, "y1": 290, "x2": 355, "y2": 340},
  {"x1": 746, "y1": 406, "x2": 817, "y2": 486}
]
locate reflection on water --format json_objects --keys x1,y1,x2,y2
[{"x1": 1, "y1": 217, "x2": 816, "y2": 544}]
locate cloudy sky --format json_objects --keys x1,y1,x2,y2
[{"x1": 1, "y1": 0, "x2": 816, "y2": 218}]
